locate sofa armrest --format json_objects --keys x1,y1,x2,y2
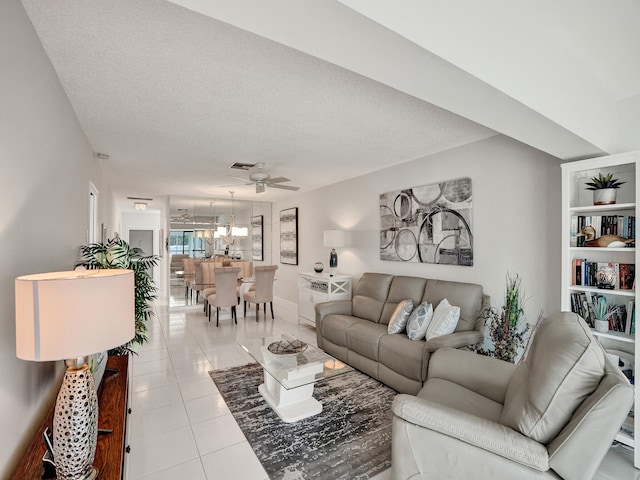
[
  {"x1": 427, "y1": 348, "x2": 516, "y2": 404},
  {"x1": 315, "y1": 300, "x2": 352, "y2": 320},
  {"x1": 314, "y1": 300, "x2": 353, "y2": 350},
  {"x1": 392, "y1": 394, "x2": 549, "y2": 471},
  {"x1": 424, "y1": 330, "x2": 483, "y2": 351}
]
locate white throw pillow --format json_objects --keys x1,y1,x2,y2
[
  {"x1": 387, "y1": 299, "x2": 414, "y2": 334},
  {"x1": 406, "y1": 302, "x2": 433, "y2": 340},
  {"x1": 425, "y1": 298, "x2": 460, "y2": 340}
]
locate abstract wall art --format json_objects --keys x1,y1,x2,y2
[
  {"x1": 251, "y1": 215, "x2": 263, "y2": 261},
  {"x1": 380, "y1": 178, "x2": 473, "y2": 266},
  {"x1": 280, "y1": 207, "x2": 298, "y2": 265}
]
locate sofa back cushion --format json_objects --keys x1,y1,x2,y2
[
  {"x1": 500, "y1": 312, "x2": 605, "y2": 444},
  {"x1": 352, "y1": 273, "x2": 393, "y2": 323},
  {"x1": 422, "y1": 279, "x2": 483, "y2": 332},
  {"x1": 380, "y1": 276, "x2": 428, "y2": 325}
]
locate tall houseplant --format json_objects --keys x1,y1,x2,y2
[
  {"x1": 77, "y1": 236, "x2": 159, "y2": 355},
  {"x1": 476, "y1": 272, "x2": 531, "y2": 363}
]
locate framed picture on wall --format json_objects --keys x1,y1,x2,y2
[
  {"x1": 380, "y1": 177, "x2": 473, "y2": 266},
  {"x1": 251, "y1": 215, "x2": 263, "y2": 261},
  {"x1": 280, "y1": 207, "x2": 298, "y2": 265}
]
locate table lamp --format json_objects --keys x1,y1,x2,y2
[
  {"x1": 15, "y1": 268, "x2": 135, "y2": 480},
  {"x1": 323, "y1": 230, "x2": 348, "y2": 273}
]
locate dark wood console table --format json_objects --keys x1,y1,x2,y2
[{"x1": 12, "y1": 355, "x2": 130, "y2": 480}]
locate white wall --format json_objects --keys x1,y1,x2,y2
[
  {"x1": 273, "y1": 135, "x2": 561, "y2": 324},
  {"x1": 121, "y1": 209, "x2": 166, "y2": 298},
  {"x1": 0, "y1": 0, "x2": 115, "y2": 476}
]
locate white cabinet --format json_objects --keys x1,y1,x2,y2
[
  {"x1": 561, "y1": 151, "x2": 639, "y2": 467},
  {"x1": 298, "y1": 272, "x2": 352, "y2": 326}
]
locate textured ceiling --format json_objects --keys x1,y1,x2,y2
[{"x1": 21, "y1": 0, "x2": 496, "y2": 207}]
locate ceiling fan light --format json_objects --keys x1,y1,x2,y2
[{"x1": 256, "y1": 183, "x2": 265, "y2": 193}]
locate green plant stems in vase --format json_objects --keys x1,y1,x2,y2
[{"x1": 476, "y1": 272, "x2": 530, "y2": 364}]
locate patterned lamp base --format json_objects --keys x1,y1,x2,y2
[{"x1": 53, "y1": 358, "x2": 99, "y2": 480}]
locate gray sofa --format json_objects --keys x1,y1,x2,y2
[{"x1": 315, "y1": 272, "x2": 488, "y2": 394}]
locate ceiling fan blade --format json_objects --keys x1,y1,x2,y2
[
  {"x1": 266, "y1": 176, "x2": 290, "y2": 184},
  {"x1": 217, "y1": 181, "x2": 252, "y2": 187},
  {"x1": 269, "y1": 183, "x2": 300, "y2": 191},
  {"x1": 227, "y1": 175, "x2": 251, "y2": 182}
]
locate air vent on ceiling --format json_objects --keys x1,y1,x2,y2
[
  {"x1": 229, "y1": 162, "x2": 256, "y2": 171},
  {"x1": 127, "y1": 196, "x2": 154, "y2": 201}
]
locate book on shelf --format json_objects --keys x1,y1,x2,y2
[
  {"x1": 569, "y1": 293, "x2": 631, "y2": 333},
  {"x1": 570, "y1": 215, "x2": 635, "y2": 246},
  {"x1": 625, "y1": 300, "x2": 635, "y2": 335},
  {"x1": 570, "y1": 260, "x2": 635, "y2": 290}
]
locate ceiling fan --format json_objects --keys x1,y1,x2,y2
[{"x1": 222, "y1": 162, "x2": 300, "y2": 194}]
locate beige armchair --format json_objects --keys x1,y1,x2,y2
[
  {"x1": 243, "y1": 265, "x2": 277, "y2": 321},
  {"x1": 391, "y1": 312, "x2": 633, "y2": 480}
]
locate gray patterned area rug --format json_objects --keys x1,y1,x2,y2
[{"x1": 209, "y1": 363, "x2": 395, "y2": 480}]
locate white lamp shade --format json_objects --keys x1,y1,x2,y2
[
  {"x1": 323, "y1": 230, "x2": 348, "y2": 248},
  {"x1": 231, "y1": 226, "x2": 248, "y2": 237},
  {"x1": 15, "y1": 269, "x2": 135, "y2": 361}
]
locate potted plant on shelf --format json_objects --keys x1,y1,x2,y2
[
  {"x1": 77, "y1": 235, "x2": 159, "y2": 355},
  {"x1": 585, "y1": 173, "x2": 625, "y2": 205}
]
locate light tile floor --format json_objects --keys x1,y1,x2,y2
[{"x1": 125, "y1": 284, "x2": 637, "y2": 479}]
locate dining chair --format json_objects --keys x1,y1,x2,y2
[
  {"x1": 191, "y1": 258, "x2": 205, "y2": 303},
  {"x1": 201, "y1": 261, "x2": 217, "y2": 314},
  {"x1": 182, "y1": 257, "x2": 196, "y2": 299},
  {"x1": 207, "y1": 267, "x2": 241, "y2": 326},
  {"x1": 243, "y1": 265, "x2": 277, "y2": 321}
]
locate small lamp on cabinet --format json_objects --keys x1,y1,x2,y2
[{"x1": 15, "y1": 268, "x2": 135, "y2": 480}]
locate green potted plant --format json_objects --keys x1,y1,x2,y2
[
  {"x1": 585, "y1": 173, "x2": 625, "y2": 205},
  {"x1": 475, "y1": 272, "x2": 531, "y2": 364},
  {"x1": 77, "y1": 236, "x2": 159, "y2": 355}
]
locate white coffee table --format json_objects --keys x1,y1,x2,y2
[{"x1": 238, "y1": 334, "x2": 353, "y2": 422}]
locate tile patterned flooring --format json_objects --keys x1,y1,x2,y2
[{"x1": 125, "y1": 285, "x2": 637, "y2": 479}]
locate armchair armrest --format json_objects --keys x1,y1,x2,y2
[
  {"x1": 427, "y1": 348, "x2": 516, "y2": 404},
  {"x1": 392, "y1": 394, "x2": 549, "y2": 471}
]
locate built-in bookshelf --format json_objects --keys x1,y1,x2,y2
[{"x1": 561, "y1": 151, "x2": 640, "y2": 468}]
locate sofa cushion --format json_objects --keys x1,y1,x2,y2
[
  {"x1": 388, "y1": 299, "x2": 414, "y2": 334},
  {"x1": 321, "y1": 314, "x2": 368, "y2": 348},
  {"x1": 500, "y1": 312, "x2": 605, "y2": 444},
  {"x1": 425, "y1": 298, "x2": 460, "y2": 340},
  {"x1": 380, "y1": 276, "x2": 428, "y2": 325},
  {"x1": 379, "y1": 334, "x2": 425, "y2": 382},
  {"x1": 352, "y1": 273, "x2": 394, "y2": 323},
  {"x1": 345, "y1": 322, "x2": 387, "y2": 361},
  {"x1": 422, "y1": 279, "x2": 483, "y2": 332},
  {"x1": 406, "y1": 302, "x2": 434, "y2": 340}
]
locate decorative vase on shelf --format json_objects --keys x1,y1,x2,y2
[
  {"x1": 313, "y1": 262, "x2": 324, "y2": 273},
  {"x1": 593, "y1": 188, "x2": 617, "y2": 206}
]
